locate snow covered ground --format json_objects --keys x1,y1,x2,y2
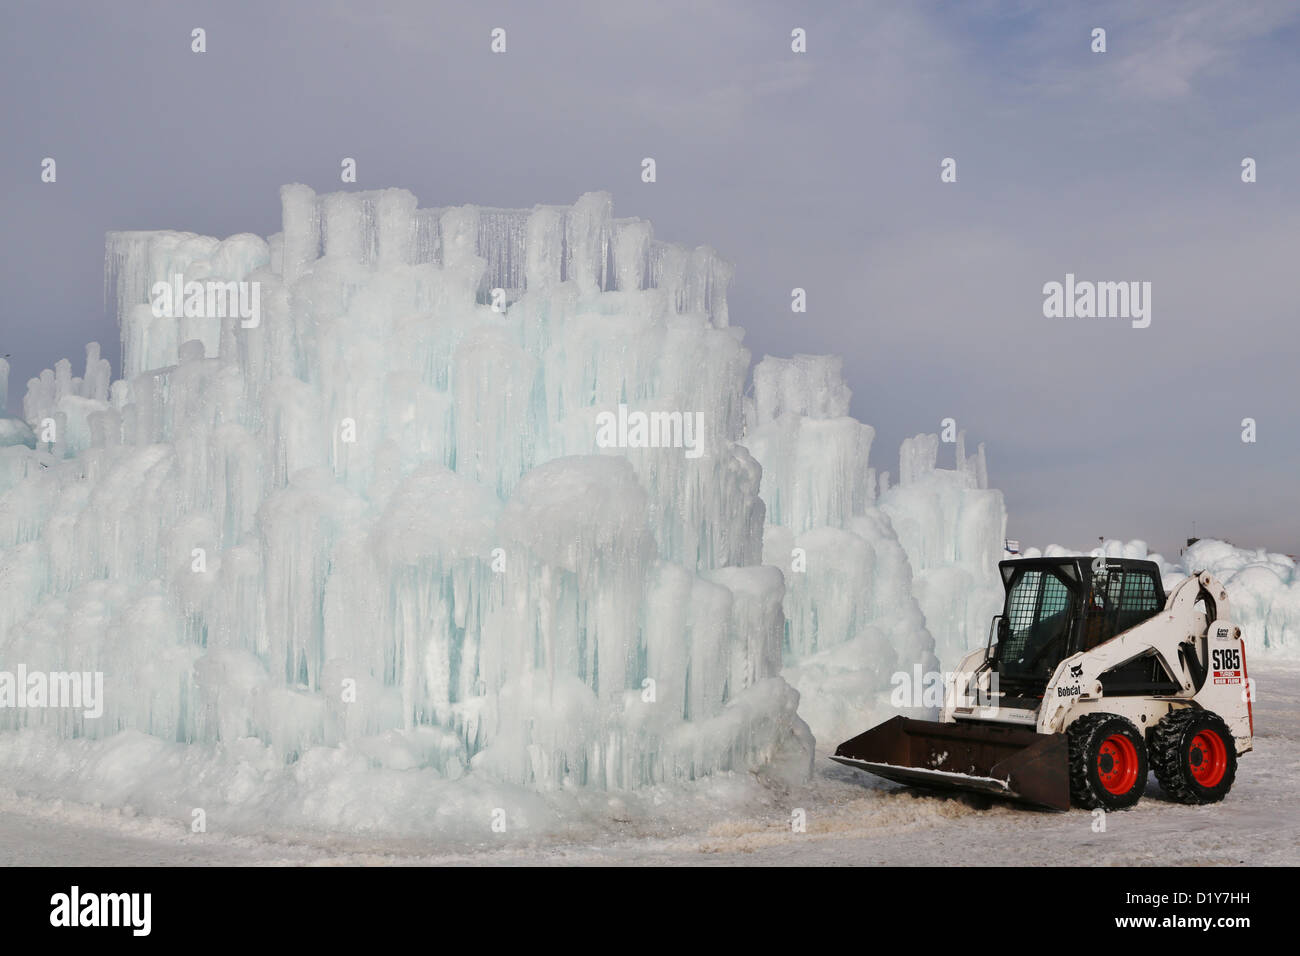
[{"x1": 4, "y1": 657, "x2": 1294, "y2": 866}]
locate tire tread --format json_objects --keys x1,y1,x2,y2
[
  {"x1": 1067, "y1": 712, "x2": 1147, "y2": 810},
  {"x1": 1149, "y1": 708, "x2": 1236, "y2": 805}
]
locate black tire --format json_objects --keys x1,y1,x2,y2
[
  {"x1": 1149, "y1": 708, "x2": 1237, "y2": 804},
  {"x1": 1067, "y1": 713, "x2": 1148, "y2": 810}
]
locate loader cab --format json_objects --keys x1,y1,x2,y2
[{"x1": 991, "y1": 557, "x2": 1172, "y2": 702}]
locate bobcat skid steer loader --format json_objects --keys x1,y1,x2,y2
[{"x1": 832, "y1": 557, "x2": 1253, "y2": 810}]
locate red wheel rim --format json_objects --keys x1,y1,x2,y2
[
  {"x1": 1188, "y1": 729, "x2": 1227, "y2": 788},
  {"x1": 1097, "y1": 733, "x2": 1140, "y2": 795}
]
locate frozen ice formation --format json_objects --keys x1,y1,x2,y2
[
  {"x1": 0, "y1": 358, "x2": 37, "y2": 449},
  {"x1": 743, "y1": 356, "x2": 1006, "y2": 743},
  {"x1": 0, "y1": 186, "x2": 806, "y2": 801},
  {"x1": 1027, "y1": 538, "x2": 1300, "y2": 657},
  {"x1": 0, "y1": 185, "x2": 1005, "y2": 822}
]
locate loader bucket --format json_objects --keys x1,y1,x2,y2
[{"x1": 831, "y1": 716, "x2": 1071, "y2": 811}]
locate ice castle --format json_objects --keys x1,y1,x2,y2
[{"x1": 0, "y1": 186, "x2": 1006, "y2": 809}]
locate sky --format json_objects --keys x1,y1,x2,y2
[{"x1": 1, "y1": 0, "x2": 1297, "y2": 556}]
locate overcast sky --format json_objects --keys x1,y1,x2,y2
[{"x1": 2, "y1": 0, "x2": 1297, "y2": 556}]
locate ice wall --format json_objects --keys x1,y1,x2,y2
[
  {"x1": 0, "y1": 186, "x2": 810, "y2": 806},
  {"x1": 880, "y1": 432, "x2": 1006, "y2": 668},
  {"x1": 1027, "y1": 538, "x2": 1300, "y2": 657},
  {"x1": 0, "y1": 356, "x2": 39, "y2": 450},
  {"x1": 742, "y1": 355, "x2": 1006, "y2": 744}
]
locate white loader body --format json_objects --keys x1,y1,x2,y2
[
  {"x1": 835, "y1": 559, "x2": 1251, "y2": 810},
  {"x1": 944, "y1": 569, "x2": 1253, "y2": 754}
]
